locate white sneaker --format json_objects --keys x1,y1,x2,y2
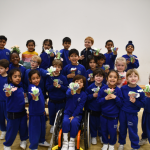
[
  {"x1": 139, "y1": 139, "x2": 148, "y2": 145},
  {"x1": 91, "y1": 137, "x2": 97, "y2": 144},
  {"x1": 68, "y1": 141, "x2": 75, "y2": 150},
  {"x1": 61, "y1": 141, "x2": 69, "y2": 150},
  {"x1": 118, "y1": 145, "x2": 124, "y2": 150},
  {"x1": 25, "y1": 97, "x2": 28, "y2": 103},
  {"x1": 4, "y1": 146, "x2": 11, "y2": 150},
  {"x1": 101, "y1": 144, "x2": 108, "y2": 150},
  {"x1": 50, "y1": 126, "x2": 54, "y2": 133},
  {"x1": 109, "y1": 145, "x2": 114, "y2": 150},
  {"x1": 39, "y1": 141, "x2": 50, "y2": 147},
  {"x1": 100, "y1": 136, "x2": 103, "y2": 144},
  {"x1": 0, "y1": 131, "x2": 6, "y2": 139},
  {"x1": 20, "y1": 140, "x2": 27, "y2": 149}
]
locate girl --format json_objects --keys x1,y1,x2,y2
[
  {"x1": 3, "y1": 68, "x2": 28, "y2": 150},
  {"x1": 61, "y1": 75, "x2": 87, "y2": 150},
  {"x1": 97, "y1": 70, "x2": 123, "y2": 150},
  {"x1": 118, "y1": 69, "x2": 145, "y2": 150},
  {"x1": 115, "y1": 57, "x2": 127, "y2": 88},
  {"x1": 28, "y1": 70, "x2": 50, "y2": 149},
  {"x1": 86, "y1": 56, "x2": 97, "y2": 86},
  {"x1": 22, "y1": 40, "x2": 38, "y2": 69},
  {"x1": 39, "y1": 39, "x2": 55, "y2": 70}
]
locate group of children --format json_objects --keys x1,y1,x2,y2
[{"x1": 0, "y1": 35, "x2": 149, "y2": 150}]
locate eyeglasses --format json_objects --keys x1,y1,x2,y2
[{"x1": 30, "y1": 60, "x2": 38, "y2": 64}]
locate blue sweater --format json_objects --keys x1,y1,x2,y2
[
  {"x1": 64, "y1": 89, "x2": 87, "y2": 117},
  {"x1": 28, "y1": 84, "x2": 45, "y2": 116},
  {"x1": 60, "y1": 49, "x2": 71, "y2": 68},
  {"x1": 121, "y1": 85, "x2": 145, "y2": 114},
  {"x1": 86, "y1": 82, "x2": 105, "y2": 111},
  {"x1": 39, "y1": 52, "x2": 54, "y2": 70},
  {"x1": 104, "y1": 52, "x2": 117, "y2": 70},
  {"x1": 97, "y1": 85, "x2": 123, "y2": 117},
  {"x1": 122, "y1": 54, "x2": 139, "y2": 71},
  {"x1": 0, "y1": 48, "x2": 10, "y2": 62},
  {"x1": 145, "y1": 97, "x2": 150, "y2": 113},
  {"x1": 46, "y1": 74, "x2": 68, "y2": 101},
  {"x1": 0, "y1": 75, "x2": 7, "y2": 102},
  {"x1": 6, "y1": 83, "x2": 25, "y2": 112}
]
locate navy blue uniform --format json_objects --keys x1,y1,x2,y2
[{"x1": 0, "y1": 48, "x2": 10, "y2": 62}]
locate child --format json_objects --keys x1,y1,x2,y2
[
  {"x1": 103, "y1": 40, "x2": 117, "y2": 70},
  {"x1": 62, "y1": 49, "x2": 87, "y2": 85},
  {"x1": 96, "y1": 53, "x2": 106, "y2": 70},
  {"x1": 118, "y1": 69, "x2": 145, "y2": 150},
  {"x1": 97, "y1": 70, "x2": 123, "y2": 150},
  {"x1": 39, "y1": 39, "x2": 55, "y2": 70},
  {"x1": 3, "y1": 68, "x2": 28, "y2": 150},
  {"x1": 122, "y1": 41, "x2": 139, "y2": 71},
  {"x1": 28, "y1": 70, "x2": 50, "y2": 149},
  {"x1": 79, "y1": 36, "x2": 96, "y2": 70},
  {"x1": 61, "y1": 75, "x2": 87, "y2": 150},
  {"x1": 0, "y1": 59, "x2": 9, "y2": 140},
  {"x1": 86, "y1": 56, "x2": 97, "y2": 86},
  {"x1": 22, "y1": 39, "x2": 38, "y2": 69},
  {"x1": 46, "y1": 59, "x2": 68, "y2": 133},
  {"x1": 86, "y1": 68, "x2": 105, "y2": 145},
  {"x1": 115, "y1": 57, "x2": 127, "y2": 88},
  {"x1": 0, "y1": 35, "x2": 10, "y2": 62},
  {"x1": 59, "y1": 37, "x2": 71, "y2": 68}
]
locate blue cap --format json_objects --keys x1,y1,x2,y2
[{"x1": 126, "y1": 41, "x2": 134, "y2": 49}]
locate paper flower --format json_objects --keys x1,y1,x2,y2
[
  {"x1": 87, "y1": 73, "x2": 93, "y2": 81},
  {"x1": 94, "y1": 48, "x2": 102, "y2": 55},
  {"x1": 69, "y1": 82, "x2": 79, "y2": 94},
  {"x1": 31, "y1": 86, "x2": 40, "y2": 101},
  {"x1": 70, "y1": 68, "x2": 77, "y2": 74},
  {"x1": 143, "y1": 84, "x2": 150, "y2": 93},
  {"x1": 45, "y1": 49, "x2": 51, "y2": 54},
  {"x1": 103, "y1": 65, "x2": 110, "y2": 70},
  {"x1": 128, "y1": 91, "x2": 140, "y2": 98},
  {"x1": 11, "y1": 45, "x2": 21, "y2": 54},
  {"x1": 3, "y1": 84, "x2": 17, "y2": 95},
  {"x1": 53, "y1": 79, "x2": 59, "y2": 87},
  {"x1": 137, "y1": 89, "x2": 144, "y2": 92},
  {"x1": 129, "y1": 55, "x2": 138, "y2": 63},
  {"x1": 92, "y1": 87, "x2": 100, "y2": 93},
  {"x1": 104, "y1": 88, "x2": 115, "y2": 94},
  {"x1": 45, "y1": 48, "x2": 54, "y2": 55},
  {"x1": 47, "y1": 66, "x2": 56, "y2": 76},
  {"x1": 111, "y1": 47, "x2": 118, "y2": 54},
  {"x1": 55, "y1": 50, "x2": 62, "y2": 59},
  {"x1": 119, "y1": 73, "x2": 125, "y2": 79}
]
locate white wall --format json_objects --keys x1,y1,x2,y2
[{"x1": 0, "y1": 0, "x2": 150, "y2": 84}]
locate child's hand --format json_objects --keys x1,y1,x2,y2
[
  {"x1": 50, "y1": 53, "x2": 54, "y2": 57},
  {"x1": 71, "y1": 90, "x2": 74, "y2": 95},
  {"x1": 57, "y1": 84, "x2": 61, "y2": 88},
  {"x1": 69, "y1": 116, "x2": 74, "y2": 122},
  {"x1": 24, "y1": 93, "x2": 27, "y2": 98},
  {"x1": 67, "y1": 73, "x2": 75, "y2": 78},
  {"x1": 93, "y1": 52, "x2": 98, "y2": 57},
  {"x1": 105, "y1": 94, "x2": 112, "y2": 100},
  {"x1": 93, "y1": 93, "x2": 98, "y2": 98},
  {"x1": 127, "y1": 59, "x2": 130, "y2": 64},
  {"x1": 5, "y1": 92, "x2": 11, "y2": 97},
  {"x1": 130, "y1": 96, "x2": 136, "y2": 103},
  {"x1": 145, "y1": 92, "x2": 150, "y2": 98},
  {"x1": 53, "y1": 81, "x2": 58, "y2": 87},
  {"x1": 131, "y1": 58, "x2": 135, "y2": 64},
  {"x1": 105, "y1": 69, "x2": 109, "y2": 74},
  {"x1": 31, "y1": 93, "x2": 37, "y2": 100},
  {"x1": 79, "y1": 55, "x2": 85, "y2": 60},
  {"x1": 113, "y1": 50, "x2": 117, "y2": 55},
  {"x1": 110, "y1": 94, "x2": 116, "y2": 99}
]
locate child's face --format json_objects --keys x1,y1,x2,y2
[
  {"x1": 116, "y1": 61, "x2": 126, "y2": 72},
  {"x1": 10, "y1": 53, "x2": 20, "y2": 66},
  {"x1": 94, "y1": 74, "x2": 103, "y2": 84},
  {"x1": 43, "y1": 42, "x2": 51, "y2": 50},
  {"x1": 53, "y1": 65, "x2": 62, "y2": 75},
  {"x1": 30, "y1": 73, "x2": 41, "y2": 86},
  {"x1": 30, "y1": 59, "x2": 39, "y2": 69},
  {"x1": 107, "y1": 72, "x2": 118, "y2": 86},
  {"x1": 0, "y1": 66, "x2": 8, "y2": 76},
  {"x1": 63, "y1": 42, "x2": 71, "y2": 50},
  {"x1": 75, "y1": 79, "x2": 84, "y2": 90},
  {"x1": 127, "y1": 72, "x2": 139, "y2": 85},
  {"x1": 0, "y1": 39, "x2": 6, "y2": 49},
  {"x1": 105, "y1": 42, "x2": 114, "y2": 51},
  {"x1": 10, "y1": 71, "x2": 21, "y2": 85},
  {"x1": 69, "y1": 53, "x2": 79, "y2": 65},
  {"x1": 126, "y1": 45, "x2": 134, "y2": 54},
  {"x1": 84, "y1": 40, "x2": 93, "y2": 49},
  {"x1": 97, "y1": 59, "x2": 105, "y2": 67},
  {"x1": 89, "y1": 59, "x2": 96, "y2": 69},
  {"x1": 27, "y1": 42, "x2": 35, "y2": 52}
]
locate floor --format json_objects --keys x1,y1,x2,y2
[{"x1": 0, "y1": 109, "x2": 149, "y2": 150}]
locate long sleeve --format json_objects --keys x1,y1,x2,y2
[
  {"x1": 45, "y1": 76, "x2": 55, "y2": 91},
  {"x1": 131, "y1": 58, "x2": 139, "y2": 69},
  {"x1": 85, "y1": 88, "x2": 93, "y2": 101},
  {"x1": 66, "y1": 89, "x2": 73, "y2": 98},
  {"x1": 60, "y1": 77, "x2": 68, "y2": 92},
  {"x1": 134, "y1": 92, "x2": 145, "y2": 108},
  {"x1": 40, "y1": 68, "x2": 49, "y2": 77},
  {"x1": 115, "y1": 90, "x2": 123, "y2": 108},
  {"x1": 96, "y1": 89, "x2": 107, "y2": 105},
  {"x1": 112, "y1": 54, "x2": 117, "y2": 62}
]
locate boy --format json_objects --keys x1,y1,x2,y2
[
  {"x1": 59, "y1": 37, "x2": 71, "y2": 68},
  {"x1": 0, "y1": 59, "x2": 9, "y2": 139},
  {"x1": 86, "y1": 68, "x2": 105, "y2": 145},
  {"x1": 103, "y1": 40, "x2": 117, "y2": 70},
  {"x1": 46, "y1": 59, "x2": 68, "y2": 133},
  {"x1": 96, "y1": 53, "x2": 106, "y2": 70},
  {"x1": 62, "y1": 49, "x2": 87, "y2": 85},
  {"x1": 79, "y1": 36, "x2": 95, "y2": 70},
  {"x1": 122, "y1": 41, "x2": 139, "y2": 71},
  {"x1": 0, "y1": 36, "x2": 10, "y2": 62}
]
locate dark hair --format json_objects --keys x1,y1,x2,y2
[
  {"x1": 10, "y1": 50, "x2": 20, "y2": 60},
  {"x1": 42, "y1": 39, "x2": 53, "y2": 53},
  {"x1": 8, "y1": 68, "x2": 21, "y2": 84},
  {"x1": 69, "y1": 49, "x2": 79, "y2": 57},
  {"x1": 26, "y1": 40, "x2": 36, "y2": 47},
  {"x1": 105, "y1": 40, "x2": 114, "y2": 46},
  {"x1": 96, "y1": 53, "x2": 106, "y2": 62},
  {"x1": 87, "y1": 55, "x2": 96, "y2": 69},
  {"x1": 93, "y1": 68, "x2": 105, "y2": 78},
  {"x1": 0, "y1": 35, "x2": 7, "y2": 42},
  {"x1": 63, "y1": 37, "x2": 71, "y2": 44},
  {"x1": 0, "y1": 59, "x2": 9, "y2": 68},
  {"x1": 107, "y1": 69, "x2": 119, "y2": 79},
  {"x1": 73, "y1": 75, "x2": 86, "y2": 91},
  {"x1": 28, "y1": 70, "x2": 41, "y2": 81}
]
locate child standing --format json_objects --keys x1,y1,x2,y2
[
  {"x1": 96, "y1": 53, "x2": 106, "y2": 70},
  {"x1": 28, "y1": 70, "x2": 50, "y2": 149},
  {"x1": 118, "y1": 69, "x2": 145, "y2": 150},
  {"x1": 86, "y1": 68, "x2": 105, "y2": 145},
  {"x1": 39, "y1": 39, "x2": 55, "y2": 70},
  {"x1": 46, "y1": 59, "x2": 68, "y2": 133},
  {"x1": 3, "y1": 68, "x2": 28, "y2": 150},
  {"x1": 0, "y1": 36, "x2": 10, "y2": 62},
  {"x1": 97, "y1": 70, "x2": 123, "y2": 150},
  {"x1": 61, "y1": 75, "x2": 87, "y2": 150},
  {"x1": 103, "y1": 40, "x2": 117, "y2": 70},
  {"x1": 0, "y1": 59, "x2": 9, "y2": 140},
  {"x1": 22, "y1": 40, "x2": 38, "y2": 69}
]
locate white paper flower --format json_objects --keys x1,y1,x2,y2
[
  {"x1": 137, "y1": 89, "x2": 143, "y2": 92},
  {"x1": 47, "y1": 66, "x2": 56, "y2": 76}
]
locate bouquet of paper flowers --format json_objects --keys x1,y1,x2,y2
[
  {"x1": 128, "y1": 91, "x2": 140, "y2": 98},
  {"x1": 69, "y1": 82, "x2": 79, "y2": 94},
  {"x1": 53, "y1": 79, "x2": 59, "y2": 87},
  {"x1": 87, "y1": 73, "x2": 93, "y2": 81},
  {"x1": 143, "y1": 84, "x2": 150, "y2": 93},
  {"x1": 119, "y1": 73, "x2": 125, "y2": 79},
  {"x1": 3, "y1": 84, "x2": 17, "y2": 95},
  {"x1": 92, "y1": 87, "x2": 100, "y2": 93},
  {"x1": 94, "y1": 48, "x2": 102, "y2": 55},
  {"x1": 11, "y1": 45, "x2": 21, "y2": 54},
  {"x1": 55, "y1": 50, "x2": 62, "y2": 59},
  {"x1": 45, "y1": 48, "x2": 54, "y2": 55},
  {"x1": 103, "y1": 65, "x2": 110, "y2": 70},
  {"x1": 129, "y1": 55, "x2": 137, "y2": 63},
  {"x1": 111, "y1": 47, "x2": 118, "y2": 54},
  {"x1": 70, "y1": 68, "x2": 77, "y2": 74},
  {"x1": 104, "y1": 88, "x2": 115, "y2": 94},
  {"x1": 30, "y1": 87, "x2": 40, "y2": 101},
  {"x1": 47, "y1": 66, "x2": 56, "y2": 76}
]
